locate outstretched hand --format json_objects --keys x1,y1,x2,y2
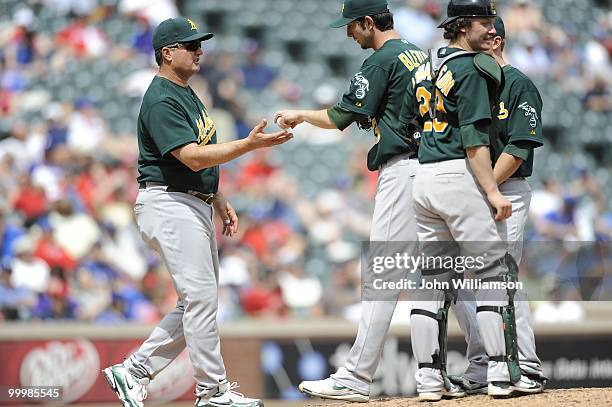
[
  {"x1": 246, "y1": 118, "x2": 293, "y2": 149},
  {"x1": 274, "y1": 110, "x2": 303, "y2": 129}
]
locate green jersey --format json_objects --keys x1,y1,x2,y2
[
  {"x1": 493, "y1": 65, "x2": 543, "y2": 177},
  {"x1": 413, "y1": 48, "x2": 497, "y2": 164},
  {"x1": 338, "y1": 39, "x2": 426, "y2": 171},
  {"x1": 137, "y1": 76, "x2": 219, "y2": 193}
]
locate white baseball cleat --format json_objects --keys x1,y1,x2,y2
[
  {"x1": 299, "y1": 377, "x2": 369, "y2": 403},
  {"x1": 196, "y1": 382, "x2": 263, "y2": 407},
  {"x1": 488, "y1": 375, "x2": 543, "y2": 397},
  {"x1": 102, "y1": 363, "x2": 149, "y2": 407},
  {"x1": 418, "y1": 382, "x2": 466, "y2": 402}
]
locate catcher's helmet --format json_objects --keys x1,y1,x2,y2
[{"x1": 438, "y1": 0, "x2": 497, "y2": 28}]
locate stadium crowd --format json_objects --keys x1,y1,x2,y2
[{"x1": 0, "y1": 0, "x2": 610, "y2": 323}]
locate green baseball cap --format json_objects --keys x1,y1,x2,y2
[
  {"x1": 494, "y1": 16, "x2": 505, "y2": 38},
  {"x1": 152, "y1": 17, "x2": 213, "y2": 50},
  {"x1": 330, "y1": 0, "x2": 389, "y2": 28}
]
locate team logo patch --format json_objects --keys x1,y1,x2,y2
[
  {"x1": 196, "y1": 109, "x2": 216, "y2": 145},
  {"x1": 187, "y1": 18, "x2": 198, "y2": 31},
  {"x1": 352, "y1": 72, "x2": 370, "y2": 100},
  {"x1": 518, "y1": 101, "x2": 538, "y2": 128}
]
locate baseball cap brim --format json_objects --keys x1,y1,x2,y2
[
  {"x1": 330, "y1": 16, "x2": 355, "y2": 28},
  {"x1": 180, "y1": 32, "x2": 214, "y2": 43}
]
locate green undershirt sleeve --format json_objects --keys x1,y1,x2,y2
[
  {"x1": 460, "y1": 120, "x2": 491, "y2": 149},
  {"x1": 327, "y1": 105, "x2": 368, "y2": 131},
  {"x1": 503, "y1": 140, "x2": 535, "y2": 161}
]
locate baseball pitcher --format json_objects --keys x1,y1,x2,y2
[{"x1": 275, "y1": 0, "x2": 425, "y2": 402}]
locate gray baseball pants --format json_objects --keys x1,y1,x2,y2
[
  {"x1": 411, "y1": 158, "x2": 515, "y2": 394},
  {"x1": 123, "y1": 185, "x2": 226, "y2": 399},
  {"x1": 453, "y1": 178, "x2": 544, "y2": 384},
  {"x1": 332, "y1": 154, "x2": 419, "y2": 395}
]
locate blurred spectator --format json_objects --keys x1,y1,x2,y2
[
  {"x1": 198, "y1": 51, "x2": 247, "y2": 139},
  {"x1": 10, "y1": 235, "x2": 50, "y2": 293},
  {"x1": 583, "y1": 74, "x2": 612, "y2": 112},
  {"x1": 119, "y1": 60, "x2": 157, "y2": 99},
  {"x1": 30, "y1": 146, "x2": 69, "y2": 203},
  {"x1": 240, "y1": 41, "x2": 278, "y2": 91},
  {"x1": 43, "y1": 0, "x2": 98, "y2": 18},
  {"x1": 551, "y1": 32, "x2": 586, "y2": 92},
  {"x1": 56, "y1": 15, "x2": 109, "y2": 58},
  {"x1": 0, "y1": 261, "x2": 36, "y2": 320},
  {"x1": 12, "y1": 173, "x2": 48, "y2": 227},
  {"x1": 502, "y1": 0, "x2": 543, "y2": 36},
  {"x1": 277, "y1": 261, "x2": 323, "y2": 318},
  {"x1": 112, "y1": 280, "x2": 158, "y2": 322},
  {"x1": 569, "y1": 168, "x2": 605, "y2": 240},
  {"x1": 34, "y1": 266, "x2": 75, "y2": 320},
  {"x1": 585, "y1": 18, "x2": 611, "y2": 78},
  {"x1": 0, "y1": 157, "x2": 17, "y2": 213},
  {"x1": 0, "y1": 54, "x2": 28, "y2": 93},
  {"x1": 118, "y1": 0, "x2": 179, "y2": 26},
  {"x1": 0, "y1": 120, "x2": 41, "y2": 172},
  {"x1": 4, "y1": 7, "x2": 39, "y2": 68},
  {"x1": 240, "y1": 278, "x2": 285, "y2": 318},
  {"x1": 530, "y1": 179, "x2": 562, "y2": 224},
  {"x1": 131, "y1": 15, "x2": 154, "y2": 56},
  {"x1": 50, "y1": 199, "x2": 101, "y2": 260},
  {"x1": 394, "y1": 0, "x2": 439, "y2": 49},
  {"x1": 33, "y1": 217, "x2": 76, "y2": 272},
  {"x1": 96, "y1": 293, "x2": 128, "y2": 323},
  {"x1": 0, "y1": 211, "x2": 25, "y2": 261},
  {"x1": 71, "y1": 267, "x2": 112, "y2": 320},
  {"x1": 67, "y1": 98, "x2": 107, "y2": 155},
  {"x1": 98, "y1": 221, "x2": 147, "y2": 280},
  {"x1": 13, "y1": 28, "x2": 37, "y2": 66},
  {"x1": 508, "y1": 34, "x2": 551, "y2": 78},
  {"x1": 538, "y1": 195, "x2": 580, "y2": 241},
  {"x1": 44, "y1": 102, "x2": 69, "y2": 151}
]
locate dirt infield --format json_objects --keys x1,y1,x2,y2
[
  {"x1": 70, "y1": 389, "x2": 612, "y2": 406},
  {"x1": 303, "y1": 388, "x2": 612, "y2": 407}
]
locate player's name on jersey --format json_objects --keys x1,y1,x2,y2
[
  {"x1": 372, "y1": 278, "x2": 523, "y2": 291},
  {"x1": 412, "y1": 63, "x2": 456, "y2": 97}
]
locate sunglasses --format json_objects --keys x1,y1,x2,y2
[{"x1": 167, "y1": 41, "x2": 201, "y2": 52}]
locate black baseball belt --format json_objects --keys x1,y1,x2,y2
[{"x1": 139, "y1": 182, "x2": 215, "y2": 204}]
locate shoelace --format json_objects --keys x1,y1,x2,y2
[
  {"x1": 137, "y1": 377, "x2": 150, "y2": 400},
  {"x1": 226, "y1": 381, "x2": 245, "y2": 399}
]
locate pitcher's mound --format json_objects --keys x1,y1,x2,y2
[{"x1": 305, "y1": 388, "x2": 612, "y2": 406}]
